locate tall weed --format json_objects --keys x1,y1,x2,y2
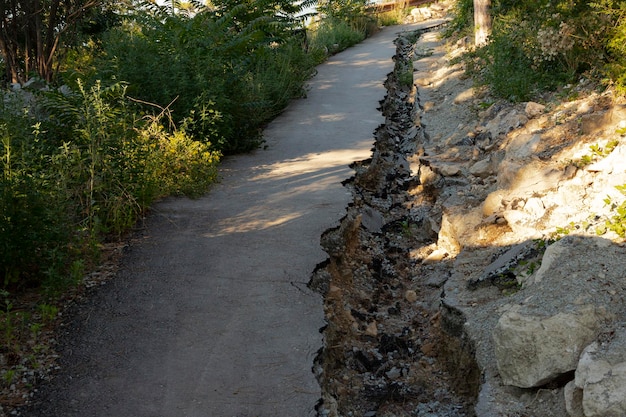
[
  {"x1": 0, "y1": 101, "x2": 72, "y2": 290},
  {"x1": 94, "y1": 3, "x2": 315, "y2": 153},
  {"x1": 0, "y1": 79, "x2": 221, "y2": 290},
  {"x1": 308, "y1": 18, "x2": 367, "y2": 59},
  {"x1": 452, "y1": 0, "x2": 626, "y2": 99}
]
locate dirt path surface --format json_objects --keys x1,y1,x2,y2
[{"x1": 21, "y1": 23, "x2": 441, "y2": 417}]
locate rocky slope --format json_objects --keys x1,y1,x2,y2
[{"x1": 311, "y1": 15, "x2": 626, "y2": 417}]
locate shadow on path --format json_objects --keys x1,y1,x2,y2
[{"x1": 21, "y1": 23, "x2": 444, "y2": 417}]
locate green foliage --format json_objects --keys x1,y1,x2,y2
[
  {"x1": 308, "y1": 18, "x2": 367, "y2": 60},
  {"x1": 445, "y1": 0, "x2": 474, "y2": 37},
  {"x1": 0, "y1": 79, "x2": 220, "y2": 291},
  {"x1": 468, "y1": 10, "x2": 578, "y2": 100},
  {"x1": 572, "y1": 139, "x2": 619, "y2": 167},
  {"x1": 398, "y1": 68, "x2": 414, "y2": 89},
  {"x1": 313, "y1": 0, "x2": 377, "y2": 50},
  {"x1": 0, "y1": 100, "x2": 72, "y2": 290},
  {"x1": 552, "y1": 222, "x2": 578, "y2": 238},
  {"x1": 318, "y1": 0, "x2": 368, "y2": 21},
  {"x1": 450, "y1": 0, "x2": 626, "y2": 99},
  {"x1": 0, "y1": 0, "x2": 108, "y2": 85},
  {"x1": 139, "y1": 121, "x2": 220, "y2": 198},
  {"x1": 590, "y1": 0, "x2": 626, "y2": 93},
  {"x1": 376, "y1": 8, "x2": 404, "y2": 26},
  {"x1": 597, "y1": 185, "x2": 626, "y2": 238},
  {"x1": 91, "y1": 0, "x2": 316, "y2": 154}
]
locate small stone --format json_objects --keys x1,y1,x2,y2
[
  {"x1": 422, "y1": 248, "x2": 448, "y2": 264},
  {"x1": 564, "y1": 164, "x2": 578, "y2": 179},
  {"x1": 469, "y1": 158, "x2": 493, "y2": 178},
  {"x1": 405, "y1": 290, "x2": 418, "y2": 303},
  {"x1": 328, "y1": 285, "x2": 342, "y2": 295},
  {"x1": 421, "y1": 342, "x2": 437, "y2": 356},
  {"x1": 577, "y1": 101, "x2": 594, "y2": 114},
  {"x1": 365, "y1": 321, "x2": 378, "y2": 337},
  {"x1": 525, "y1": 101, "x2": 546, "y2": 118},
  {"x1": 426, "y1": 273, "x2": 448, "y2": 288},
  {"x1": 439, "y1": 164, "x2": 461, "y2": 177},
  {"x1": 385, "y1": 367, "x2": 402, "y2": 380},
  {"x1": 564, "y1": 380, "x2": 584, "y2": 417},
  {"x1": 362, "y1": 205, "x2": 385, "y2": 233}
]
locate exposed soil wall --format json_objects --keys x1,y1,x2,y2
[
  {"x1": 312, "y1": 17, "x2": 626, "y2": 417},
  {"x1": 310, "y1": 25, "x2": 478, "y2": 417}
]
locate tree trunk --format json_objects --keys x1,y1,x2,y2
[
  {"x1": 474, "y1": 0, "x2": 491, "y2": 47},
  {"x1": 0, "y1": 0, "x2": 100, "y2": 86}
]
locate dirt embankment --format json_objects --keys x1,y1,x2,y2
[
  {"x1": 310, "y1": 24, "x2": 477, "y2": 417},
  {"x1": 311, "y1": 17, "x2": 626, "y2": 417}
]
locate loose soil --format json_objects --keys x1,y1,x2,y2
[
  {"x1": 3, "y1": 9, "x2": 626, "y2": 417},
  {"x1": 310, "y1": 14, "x2": 626, "y2": 417}
]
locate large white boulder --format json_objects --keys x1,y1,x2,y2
[
  {"x1": 573, "y1": 333, "x2": 626, "y2": 417},
  {"x1": 493, "y1": 306, "x2": 604, "y2": 388}
]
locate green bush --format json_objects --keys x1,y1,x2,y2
[
  {"x1": 141, "y1": 121, "x2": 220, "y2": 199},
  {"x1": 0, "y1": 79, "x2": 221, "y2": 291},
  {"x1": 308, "y1": 18, "x2": 367, "y2": 59},
  {"x1": 0, "y1": 167, "x2": 71, "y2": 289},
  {"x1": 445, "y1": 0, "x2": 474, "y2": 38},
  {"x1": 477, "y1": 15, "x2": 562, "y2": 100},
  {"x1": 91, "y1": 2, "x2": 315, "y2": 154},
  {"x1": 451, "y1": 0, "x2": 626, "y2": 99},
  {"x1": 593, "y1": 0, "x2": 626, "y2": 94},
  {"x1": 0, "y1": 100, "x2": 72, "y2": 290}
]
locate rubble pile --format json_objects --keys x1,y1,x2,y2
[
  {"x1": 312, "y1": 19, "x2": 626, "y2": 417},
  {"x1": 311, "y1": 26, "x2": 475, "y2": 417}
]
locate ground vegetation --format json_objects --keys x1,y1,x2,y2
[
  {"x1": 0, "y1": 0, "x2": 399, "y2": 411},
  {"x1": 448, "y1": 0, "x2": 626, "y2": 99}
]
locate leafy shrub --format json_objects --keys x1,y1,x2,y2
[
  {"x1": 377, "y1": 10, "x2": 403, "y2": 27},
  {"x1": 308, "y1": 18, "x2": 367, "y2": 59},
  {"x1": 592, "y1": 0, "x2": 626, "y2": 94},
  {"x1": 141, "y1": 122, "x2": 220, "y2": 198},
  {"x1": 0, "y1": 170, "x2": 71, "y2": 289},
  {"x1": 475, "y1": 16, "x2": 555, "y2": 100},
  {"x1": 445, "y1": 0, "x2": 474, "y2": 38},
  {"x1": 597, "y1": 185, "x2": 626, "y2": 238},
  {"x1": 92, "y1": 1, "x2": 315, "y2": 154},
  {"x1": 0, "y1": 78, "x2": 221, "y2": 290},
  {"x1": 0, "y1": 101, "x2": 72, "y2": 290},
  {"x1": 452, "y1": 0, "x2": 626, "y2": 100}
]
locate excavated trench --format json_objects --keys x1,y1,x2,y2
[{"x1": 309, "y1": 27, "x2": 480, "y2": 417}]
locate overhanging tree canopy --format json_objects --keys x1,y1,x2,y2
[{"x1": 0, "y1": 0, "x2": 101, "y2": 85}]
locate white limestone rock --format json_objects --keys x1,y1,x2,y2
[
  {"x1": 565, "y1": 380, "x2": 584, "y2": 417},
  {"x1": 493, "y1": 306, "x2": 604, "y2": 388},
  {"x1": 485, "y1": 109, "x2": 529, "y2": 137},
  {"x1": 574, "y1": 333, "x2": 626, "y2": 417},
  {"x1": 525, "y1": 101, "x2": 546, "y2": 118},
  {"x1": 469, "y1": 157, "x2": 493, "y2": 178}
]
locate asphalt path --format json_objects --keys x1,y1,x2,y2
[{"x1": 25, "y1": 23, "x2": 430, "y2": 417}]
